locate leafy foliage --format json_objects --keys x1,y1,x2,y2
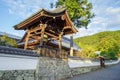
[
  {"x1": 74, "y1": 30, "x2": 120, "y2": 59},
  {"x1": 0, "y1": 35, "x2": 17, "y2": 47},
  {"x1": 56, "y1": 0, "x2": 95, "y2": 57},
  {"x1": 80, "y1": 45, "x2": 97, "y2": 58},
  {"x1": 99, "y1": 38, "x2": 119, "y2": 59},
  {"x1": 56, "y1": 0, "x2": 94, "y2": 28}
]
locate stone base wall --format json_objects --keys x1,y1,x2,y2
[
  {"x1": 36, "y1": 57, "x2": 72, "y2": 80},
  {"x1": 0, "y1": 66, "x2": 100, "y2": 80},
  {"x1": 1, "y1": 58, "x2": 119, "y2": 80},
  {"x1": 0, "y1": 65, "x2": 112, "y2": 80},
  {"x1": 71, "y1": 66, "x2": 101, "y2": 76},
  {"x1": 0, "y1": 70, "x2": 35, "y2": 80}
]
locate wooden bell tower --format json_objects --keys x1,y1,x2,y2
[{"x1": 14, "y1": 6, "x2": 78, "y2": 57}]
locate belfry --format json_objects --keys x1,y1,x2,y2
[{"x1": 14, "y1": 6, "x2": 78, "y2": 58}]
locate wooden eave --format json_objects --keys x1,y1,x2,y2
[
  {"x1": 13, "y1": 7, "x2": 78, "y2": 34},
  {"x1": 14, "y1": 8, "x2": 66, "y2": 30},
  {"x1": 64, "y1": 11, "x2": 78, "y2": 34},
  {"x1": 15, "y1": 7, "x2": 78, "y2": 48}
]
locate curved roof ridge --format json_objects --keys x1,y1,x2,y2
[{"x1": 14, "y1": 7, "x2": 66, "y2": 29}]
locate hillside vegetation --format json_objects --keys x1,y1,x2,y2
[{"x1": 74, "y1": 30, "x2": 120, "y2": 59}]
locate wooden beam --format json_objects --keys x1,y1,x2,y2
[
  {"x1": 63, "y1": 26, "x2": 71, "y2": 30},
  {"x1": 70, "y1": 34, "x2": 73, "y2": 56},
  {"x1": 49, "y1": 30, "x2": 56, "y2": 34},
  {"x1": 45, "y1": 32, "x2": 58, "y2": 38},
  {"x1": 19, "y1": 32, "x2": 27, "y2": 42},
  {"x1": 61, "y1": 15, "x2": 66, "y2": 20},
  {"x1": 39, "y1": 24, "x2": 46, "y2": 46},
  {"x1": 58, "y1": 32, "x2": 63, "y2": 58},
  {"x1": 64, "y1": 11, "x2": 78, "y2": 33},
  {"x1": 27, "y1": 46, "x2": 35, "y2": 50},
  {"x1": 27, "y1": 39, "x2": 40, "y2": 46},
  {"x1": 51, "y1": 37, "x2": 59, "y2": 40},
  {"x1": 30, "y1": 32, "x2": 42, "y2": 36},
  {"x1": 29, "y1": 35, "x2": 40, "y2": 39},
  {"x1": 24, "y1": 31, "x2": 30, "y2": 49},
  {"x1": 30, "y1": 26, "x2": 42, "y2": 33}
]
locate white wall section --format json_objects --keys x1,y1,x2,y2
[{"x1": 0, "y1": 54, "x2": 38, "y2": 70}]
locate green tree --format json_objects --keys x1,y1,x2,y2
[
  {"x1": 56, "y1": 0, "x2": 94, "y2": 56},
  {"x1": 81, "y1": 45, "x2": 96, "y2": 58},
  {"x1": 0, "y1": 38, "x2": 5, "y2": 46},
  {"x1": 56, "y1": 0, "x2": 94, "y2": 28},
  {"x1": 74, "y1": 30, "x2": 120, "y2": 59},
  {"x1": 0, "y1": 35, "x2": 17, "y2": 47},
  {"x1": 98, "y1": 38, "x2": 119, "y2": 60}
]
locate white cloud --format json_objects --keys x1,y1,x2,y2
[
  {"x1": 74, "y1": 0, "x2": 120, "y2": 38},
  {"x1": 8, "y1": 9, "x2": 13, "y2": 14},
  {"x1": 105, "y1": 7, "x2": 120, "y2": 27},
  {"x1": 12, "y1": 31, "x2": 25, "y2": 37},
  {"x1": 74, "y1": 15, "x2": 109, "y2": 38},
  {"x1": 3, "y1": 0, "x2": 54, "y2": 18},
  {"x1": 106, "y1": 7, "x2": 120, "y2": 15},
  {"x1": 1, "y1": 0, "x2": 58, "y2": 37},
  {"x1": 2, "y1": 0, "x2": 120, "y2": 38}
]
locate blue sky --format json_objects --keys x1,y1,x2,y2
[{"x1": 0, "y1": 0, "x2": 120, "y2": 38}]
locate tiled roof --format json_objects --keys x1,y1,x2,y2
[
  {"x1": 14, "y1": 6, "x2": 66, "y2": 30},
  {"x1": 62, "y1": 37, "x2": 80, "y2": 50},
  {"x1": 0, "y1": 31, "x2": 21, "y2": 40},
  {"x1": 18, "y1": 36, "x2": 80, "y2": 50},
  {"x1": 0, "y1": 46, "x2": 38, "y2": 57}
]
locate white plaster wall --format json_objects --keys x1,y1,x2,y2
[
  {"x1": 0, "y1": 54, "x2": 38, "y2": 70},
  {"x1": 68, "y1": 59, "x2": 99, "y2": 68},
  {"x1": 68, "y1": 58, "x2": 120, "y2": 68}
]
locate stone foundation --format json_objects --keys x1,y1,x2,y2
[
  {"x1": 0, "y1": 70, "x2": 35, "y2": 80},
  {"x1": 35, "y1": 57, "x2": 72, "y2": 80},
  {"x1": 0, "y1": 57, "x2": 72, "y2": 80},
  {"x1": 71, "y1": 66, "x2": 101, "y2": 76},
  {"x1": 1, "y1": 57, "x2": 118, "y2": 80}
]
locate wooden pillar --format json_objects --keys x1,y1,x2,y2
[
  {"x1": 24, "y1": 31, "x2": 30, "y2": 49},
  {"x1": 39, "y1": 24, "x2": 46, "y2": 46},
  {"x1": 70, "y1": 34, "x2": 73, "y2": 56},
  {"x1": 58, "y1": 32, "x2": 63, "y2": 58},
  {"x1": 37, "y1": 24, "x2": 46, "y2": 55}
]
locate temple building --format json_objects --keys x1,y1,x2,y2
[
  {"x1": 14, "y1": 6, "x2": 79, "y2": 58},
  {"x1": 0, "y1": 31, "x2": 21, "y2": 41}
]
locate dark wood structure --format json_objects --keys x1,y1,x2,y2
[{"x1": 14, "y1": 6, "x2": 78, "y2": 58}]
